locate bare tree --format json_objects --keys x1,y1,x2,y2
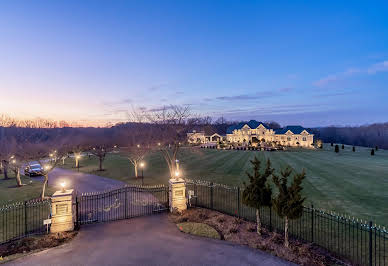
[{"x1": 145, "y1": 105, "x2": 195, "y2": 179}]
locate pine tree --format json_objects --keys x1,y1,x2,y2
[
  {"x1": 371, "y1": 149, "x2": 375, "y2": 156},
  {"x1": 342, "y1": 144, "x2": 345, "y2": 149},
  {"x1": 242, "y1": 157, "x2": 273, "y2": 235},
  {"x1": 352, "y1": 146, "x2": 355, "y2": 152},
  {"x1": 335, "y1": 145, "x2": 339, "y2": 153},
  {"x1": 272, "y1": 167, "x2": 306, "y2": 248}
]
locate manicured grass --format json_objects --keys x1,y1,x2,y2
[
  {"x1": 0, "y1": 172, "x2": 55, "y2": 206},
  {"x1": 177, "y1": 222, "x2": 221, "y2": 240},
  {"x1": 60, "y1": 144, "x2": 388, "y2": 226}
]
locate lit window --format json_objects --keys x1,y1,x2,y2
[
  {"x1": 303, "y1": 137, "x2": 307, "y2": 141},
  {"x1": 287, "y1": 137, "x2": 291, "y2": 141}
]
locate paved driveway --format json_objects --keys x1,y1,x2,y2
[
  {"x1": 8, "y1": 214, "x2": 294, "y2": 266},
  {"x1": 32, "y1": 168, "x2": 125, "y2": 194}
]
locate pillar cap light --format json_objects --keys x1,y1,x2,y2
[{"x1": 60, "y1": 182, "x2": 66, "y2": 192}]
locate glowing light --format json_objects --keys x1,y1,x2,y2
[
  {"x1": 60, "y1": 181, "x2": 66, "y2": 192},
  {"x1": 12, "y1": 159, "x2": 16, "y2": 164},
  {"x1": 76, "y1": 155, "x2": 81, "y2": 159},
  {"x1": 44, "y1": 165, "x2": 50, "y2": 170},
  {"x1": 137, "y1": 144, "x2": 140, "y2": 148},
  {"x1": 175, "y1": 171, "x2": 180, "y2": 178},
  {"x1": 158, "y1": 142, "x2": 161, "y2": 146},
  {"x1": 140, "y1": 162, "x2": 145, "y2": 168}
]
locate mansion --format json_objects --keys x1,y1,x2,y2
[{"x1": 187, "y1": 120, "x2": 314, "y2": 148}]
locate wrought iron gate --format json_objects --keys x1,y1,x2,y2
[{"x1": 76, "y1": 185, "x2": 168, "y2": 225}]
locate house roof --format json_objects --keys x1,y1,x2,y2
[
  {"x1": 226, "y1": 120, "x2": 266, "y2": 134},
  {"x1": 226, "y1": 120, "x2": 311, "y2": 135},
  {"x1": 274, "y1": 126, "x2": 311, "y2": 134}
]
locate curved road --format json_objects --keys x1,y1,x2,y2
[
  {"x1": 7, "y1": 214, "x2": 294, "y2": 266},
  {"x1": 37, "y1": 168, "x2": 126, "y2": 194}
]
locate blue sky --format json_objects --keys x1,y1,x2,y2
[{"x1": 1, "y1": 0, "x2": 387, "y2": 127}]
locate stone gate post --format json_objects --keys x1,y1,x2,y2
[
  {"x1": 169, "y1": 178, "x2": 187, "y2": 212},
  {"x1": 50, "y1": 189, "x2": 75, "y2": 233}
]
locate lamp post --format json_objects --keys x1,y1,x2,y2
[
  {"x1": 76, "y1": 155, "x2": 80, "y2": 171},
  {"x1": 140, "y1": 162, "x2": 145, "y2": 186}
]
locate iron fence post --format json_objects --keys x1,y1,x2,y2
[
  {"x1": 75, "y1": 196, "x2": 79, "y2": 228},
  {"x1": 237, "y1": 187, "x2": 240, "y2": 218},
  {"x1": 125, "y1": 188, "x2": 128, "y2": 219},
  {"x1": 24, "y1": 201, "x2": 27, "y2": 236},
  {"x1": 369, "y1": 220, "x2": 373, "y2": 266},
  {"x1": 311, "y1": 204, "x2": 314, "y2": 243},
  {"x1": 194, "y1": 183, "x2": 198, "y2": 207},
  {"x1": 210, "y1": 182, "x2": 214, "y2": 209}
]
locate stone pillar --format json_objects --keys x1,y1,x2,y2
[
  {"x1": 169, "y1": 179, "x2": 187, "y2": 213},
  {"x1": 51, "y1": 189, "x2": 75, "y2": 233}
]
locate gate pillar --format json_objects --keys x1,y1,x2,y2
[
  {"x1": 51, "y1": 189, "x2": 75, "y2": 233},
  {"x1": 169, "y1": 179, "x2": 187, "y2": 212}
]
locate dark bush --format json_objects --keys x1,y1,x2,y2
[{"x1": 335, "y1": 145, "x2": 339, "y2": 153}]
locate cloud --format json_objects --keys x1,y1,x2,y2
[
  {"x1": 278, "y1": 87, "x2": 293, "y2": 92},
  {"x1": 213, "y1": 91, "x2": 281, "y2": 102},
  {"x1": 367, "y1": 61, "x2": 388, "y2": 74},
  {"x1": 314, "y1": 61, "x2": 388, "y2": 87},
  {"x1": 147, "y1": 84, "x2": 168, "y2": 92}
]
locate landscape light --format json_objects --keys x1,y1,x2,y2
[
  {"x1": 140, "y1": 162, "x2": 145, "y2": 168},
  {"x1": 137, "y1": 144, "x2": 140, "y2": 148},
  {"x1": 158, "y1": 142, "x2": 161, "y2": 146},
  {"x1": 60, "y1": 181, "x2": 66, "y2": 192},
  {"x1": 76, "y1": 155, "x2": 81, "y2": 159},
  {"x1": 12, "y1": 159, "x2": 16, "y2": 164},
  {"x1": 44, "y1": 165, "x2": 50, "y2": 171},
  {"x1": 175, "y1": 171, "x2": 180, "y2": 178}
]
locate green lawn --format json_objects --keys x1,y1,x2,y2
[
  {"x1": 0, "y1": 172, "x2": 55, "y2": 206},
  {"x1": 60, "y1": 144, "x2": 388, "y2": 226}
]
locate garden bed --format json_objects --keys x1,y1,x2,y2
[
  {"x1": 0, "y1": 231, "x2": 77, "y2": 263},
  {"x1": 169, "y1": 208, "x2": 347, "y2": 266}
]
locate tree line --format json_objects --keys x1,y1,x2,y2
[{"x1": 0, "y1": 106, "x2": 194, "y2": 199}]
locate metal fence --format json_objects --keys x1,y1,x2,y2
[
  {"x1": 186, "y1": 179, "x2": 388, "y2": 266},
  {"x1": 76, "y1": 185, "x2": 169, "y2": 225},
  {"x1": 0, "y1": 199, "x2": 51, "y2": 245}
]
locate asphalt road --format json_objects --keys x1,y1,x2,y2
[
  {"x1": 32, "y1": 168, "x2": 125, "y2": 194},
  {"x1": 7, "y1": 214, "x2": 295, "y2": 266}
]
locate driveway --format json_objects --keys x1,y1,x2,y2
[
  {"x1": 7, "y1": 214, "x2": 294, "y2": 266},
  {"x1": 32, "y1": 168, "x2": 125, "y2": 194}
]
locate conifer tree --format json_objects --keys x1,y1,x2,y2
[
  {"x1": 331, "y1": 142, "x2": 333, "y2": 146},
  {"x1": 272, "y1": 167, "x2": 306, "y2": 248},
  {"x1": 242, "y1": 157, "x2": 273, "y2": 235},
  {"x1": 352, "y1": 146, "x2": 355, "y2": 152},
  {"x1": 335, "y1": 145, "x2": 339, "y2": 153},
  {"x1": 342, "y1": 144, "x2": 345, "y2": 149},
  {"x1": 371, "y1": 149, "x2": 375, "y2": 156}
]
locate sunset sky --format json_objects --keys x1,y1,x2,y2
[{"x1": 1, "y1": 1, "x2": 388, "y2": 127}]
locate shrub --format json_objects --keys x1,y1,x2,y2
[
  {"x1": 375, "y1": 146, "x2": 378, "y2": 151},
  {"x1": 341, "y1": 144, "x2": 345, "y2": 149},
  {"x1": 335, "y1": 145, "x2": 339, "y2": 153},
  {"x1": 331, "y1": 143, "x2": 333, "y2": 146},
  {"x1": 371, "y1": 149, "x2": 375, "y2": 156},
  {"x1": 352, "y1": 146, "x2": 355, "y2": 152}
]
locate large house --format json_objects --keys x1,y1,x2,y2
[
  {"x1": 226, "y1": 120, "x2": 314, "y2": 148},
  {"x1": 187, "y1": 120, "x2": 314, "y2": 148}
]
